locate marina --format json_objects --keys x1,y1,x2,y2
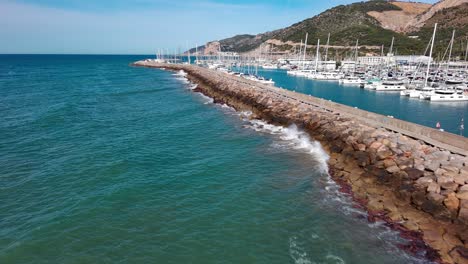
[
  {"x1": 149, "y1": 23, "x2": 468, "y2": 137},
  {"x1": 3, "y1": 0, "x2": 468, "y2": 263}
]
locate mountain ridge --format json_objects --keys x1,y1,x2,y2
[{"x1": 190, "y1": 0, "x2": 468, "y2": 57}]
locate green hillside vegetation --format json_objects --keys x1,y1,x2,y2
[
  {"x1": 267, "y1": 0, "x2": 424, "y2": 54},
  {"x1": 416, "y1": 3, "x2": 468, "y2": 59},
  {"x1": 191, "y1": 0, "x2": 467, "y2": 57}
]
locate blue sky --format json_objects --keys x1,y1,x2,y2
[{"x1": 0, "y1": 0, "x2": 438, "y2": 54}]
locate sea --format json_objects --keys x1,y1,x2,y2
[{"x1": 0, "y1": 55, "x2": 438, "y2": 263}]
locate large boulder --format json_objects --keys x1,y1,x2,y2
[
  {"x1": 404, "y1": 168, "x2": 424, "y2": 180},
  {"x1": 456, "y1": 191, "x2": 468, "y2": 200},
  {"x1": 459, "y1": 200, "x2": 468, "y2": 224},
  {"x1": 376, "y1": 146, "x2": 393, "y2": 160},
  {"x1": 443, "y1": 192, "x2": 460, "y2": 213}
]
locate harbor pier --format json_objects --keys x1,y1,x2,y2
[{"x1": 134, "y1": 61, "x2": 468, "y2": 263}]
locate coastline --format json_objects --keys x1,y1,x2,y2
[{"x1": 133, "y1": 62, "x2": 468, "y2": 264}]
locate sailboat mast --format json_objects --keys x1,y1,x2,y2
[
  {"x1": 425, "y1": 23, "x2": 437, "y2": 88},
  {"x1": 302, "y1": 33, "x2": 309, "y2": 70},
  {"x1": 315, "y1": 39, "x2": 320, "y2": 72},
  {"x1": 465, "y1": 37, "x2": 468, "y2": 71},
  {"x1": 298, "y1": 39, "x2": 303, "y2": 61},
  {"x1": 354, "y1": 39, "x2": 359, "y2": 72},
  {"x1": 389, "y1": 36, "x2": 394, "y2": 55},
  {"x1": 447, "y1": 30, "x2": 455, "y2": 72},
  {"x1": 324, "y1": 33, "x2": 330, "y2": 62}
]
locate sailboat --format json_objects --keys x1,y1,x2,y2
[{"x1": 421, "y1": 28, "x2": 468, "y2": 101}]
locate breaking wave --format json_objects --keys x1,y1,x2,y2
[{"x1": 243, "y1": 119, "x2": 329, "y2": 173}]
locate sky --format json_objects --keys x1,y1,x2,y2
[{"x1": 0, "y1": 0, "x2": 438, "y2": 54}]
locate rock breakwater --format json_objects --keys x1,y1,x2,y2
[{"x1": 133, "y1": 61, "x2": 468, "y2": 264}]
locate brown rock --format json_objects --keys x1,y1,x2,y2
[
  {"x1": 354, "y1": 151, "x2": 370, "y2": 167},
  {"x1": 427, "y1": 192, "x2": 445, "y2": 204},
  {"x1": 451, "y1": 247, "x2": 468, "y2": 263},
  {"x1": 444, "y1": 193, "x2": 460, "y2": 212},
  {"x1": 349, "y1": 172, "x2": 361, "y2": 183},
  {"x1": 454, "y1": 174, "x2": 468, "y2": 185},
  {"x1": 421, "y1": 198, "x2": 452, "y2": 220},
  {"x1": 440, "y1": 182, "x2": 459, "y2": 191},
  {"x1": 383, "y1": 159, "x2": 397, "y2": 168},
  {"x1": 424, "y1": 160, "x2": 440, "y2": 172},
  {"x1": 461, "y1": 168, "x2": 468, "y2": 177},
  {"x1": 427, "y1": 182, "x2": 441, "y2": 194},
  {"x1": 387, "y1": 211, "x2": 402, "y2": 221},
  {"x1": 456, "y1": 190, "x2": 468, "y2": 199},
  {"x1": 404, "y1": 168, "x2": 424, "y2": 180},
  {"x1": 402, "y1": 220, "x2": 419, "y2": 231},
  {"x1": 435, "y1": 168, "x2": 447, "y2": 178},
  {"x1": 414, "y1": 164, "x2": 425, "y2": 171},
  {"x1": 376, "y1": 146, "x2": 393, "y2": 160},
  {"x1": 368, "y1": 199, "x2": 384, "y2": 211},
  {"x1": 356, "y1": 144, "x2": 366, "y2": 151},
  {"x1": 386, "y1": 165, "x2": 400, "y2": 174},
  {"x1": 412, "y1": 190, "x2": 427, "y2": 206},
  {"x1": 459, "y1": 203, "x2": 468, "y2": 224},
  {"x1": 369, "y1": 141, "x2": 382, "y2": 150},
  {"x1": 415, "y1": 176, "x2": 434, "y2": 188},
  {"x1": 443, "y1": 165, "x2": 460, "y2": 174},
  {"x1": 381, "y1": 138, "x2": 391, "y2": 146},
  {"x1": 437, "y1": 175, "x2": 454, "y2": 184}
]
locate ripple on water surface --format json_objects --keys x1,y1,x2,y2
[{"x1": 0, "y1": 55, "x2": 434, "y2": 263}]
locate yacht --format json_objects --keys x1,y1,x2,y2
[
  {"x1": 339, "y1": 76, "x2": 366, "y2": 85},
  {"x1": 425, "y1": 89, "x2": 468, "y2": 101},
  {"x1": 374, "y1": 79, "x2": 406, "y2": 91},
  {"x1": 262, "y1": 63, "x2": 278, "y2": 69},
  {"x1": 362, "y1": 78, "x2": 381, "y2": 90},
  {"x1": 308, "y1": 71, "x2": 342, "y2": 80}
]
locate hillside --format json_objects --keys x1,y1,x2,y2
[
  {"x1": 406, "y1": 0, "x2": 468, "y2": 32},
  {"x1": 416, "y1": 2, "x2": 468, "y2": 58},
  {"x1": 367, "y1": 1, "x2": 431, "y2": 32},
  {"x1": 191, "y1": 0, "x2": 468, "y2": 57}
]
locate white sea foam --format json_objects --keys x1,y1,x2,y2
[
  {"x1": 325, "y1": 254, "x2": 345, "y2": 264},
  {"x1": 172, "y1": 70, "x2": 187, "y2": 77},
  {"x1": 196, "y1": 93, "x2": 214, "y2": 104},
  {"x1": 245, "y1": 120, "x2": 329, "y2": 173},
  {"x1": 175, "y1": 77, "x2": 189, "y2": 84},
  {"x1": 289, "y1": 236, "x2": 312, "y2": 264},
  {"x1": 172, "y1": 70, "x2": 190, "y2": 84}
]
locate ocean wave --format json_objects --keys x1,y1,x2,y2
[
  {"x1": 289, "y1": 236, "x2": 312, "y2": 264},
  {"x1": 244, "y1": 120, "x2": 329, "y2": 173},
  {"x1": 172, "y1": 70, "x2": 187, "y2": 77},
  {"x1": 195, "y1": 92, "x2": 214, "y2": 104},
  {"x1": 175, "y1": 77, "x2": 189, "y2": 84}
]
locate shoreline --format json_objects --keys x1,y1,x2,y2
[{"x1": 133, "y1": 62, "x2": 468, "y2": 264}]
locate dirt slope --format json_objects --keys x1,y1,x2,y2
[{"x1": 367, "y1": 1, "x2": 431, "y2": 32}]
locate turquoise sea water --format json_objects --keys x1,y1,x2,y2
[{"x1": 1, "y1": 55, "x2": 432, "y2": 263}]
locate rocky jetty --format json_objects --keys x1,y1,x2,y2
[{"x1": 133, "y1": 61, "x2": 468, "y2": 264}]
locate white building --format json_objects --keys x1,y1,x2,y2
[
  {"x1": 395, "y1": 55, "x2": 431, "y2": 65},
  {"x1": 341, "y1": 60, "x2": 356, "y2": 71},
  {"x1": 319, "y1": 61, "x2": 337, "y2": 71},
  {"x1": 357, "y1": 54, "x2": 396, "y2": 66}
]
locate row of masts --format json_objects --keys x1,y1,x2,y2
[{"x1": 155, "y1": 24, "x2": 468, "y2": 73}]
